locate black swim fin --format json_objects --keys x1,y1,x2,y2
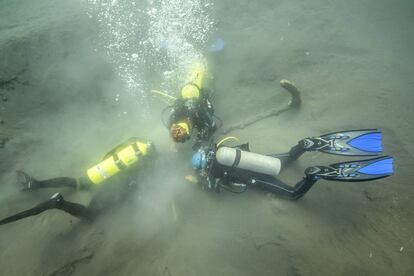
[
  {"x1": 300, "y1": 129, "x2": 382, "y2": 156},
  {"x1": 305, "y1": 156, "x2": 393, "y2": 182},
  {"x1": 0, "y1": 193, "x2": 93, "y2": 225},
  {"x1": 0, "y1": 193, "x2": 63, "y2": 226}
]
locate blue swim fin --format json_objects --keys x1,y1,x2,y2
[
  {"x1": 300, "y1": 129, "x2": 382, "y2": 156},
  {"x1": 305, "y1": 156, "x2": 393, "y2": 182}
]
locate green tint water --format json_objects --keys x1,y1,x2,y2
[{"x1": 0, "y1": 0, "x2": 413, "y2": 275}]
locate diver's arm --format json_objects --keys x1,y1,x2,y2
[
  {"x1": 195, "y1": 113, "x2": 215, "y2": 144},
  {"x1": 195, "y1": 156, "x2": 222, "y2": 192},
  {"x1": 195, "y1": 168, "x2": 215, "y2": 192},
  {"x1": 168, "y1": 109, "x2": 179, "y2": 127},
  {"x1": 168, "y1": 99, "x2": 186, "y2": 126},
  {"x1": 195, "y1": 126, "x2": 209, "y2": 145},
  {"x1": 199, "y1": 174, "x2": 215, "y2": 192}
]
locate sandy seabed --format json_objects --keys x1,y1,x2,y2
[{"x1": 1, "y1": 0, "x2": 413, "y2": 275}]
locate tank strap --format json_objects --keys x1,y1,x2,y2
[
  {"x1": 113, "y1": 153, "x2": 127, "y2": 170},
  {"x1": 231, "y1": 149, "x2": 242, "y2": 168},
  {"x1": 112, "y1": 141, "x2": 141, "y2": 170},
  {"x1": 131, "y1": 142, "x2": 141, "y2": 156},
  {"x1": 189, "y1": 82, "x2": 200, "y2": 91}
]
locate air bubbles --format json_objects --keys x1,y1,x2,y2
[
  {"x1": 87, "y1": 0, "x2": 215, "y2": 110},
  {"x1": 147, "y1": 8, "x2": 158, "y2": 16}
]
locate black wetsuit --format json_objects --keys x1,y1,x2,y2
[{"x1": 197, "y1": 143, "x2": 318, "y2": 200}]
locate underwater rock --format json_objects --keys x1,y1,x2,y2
[{"x1": 280, "y1": 79, "x2": 301, "y2": 108}]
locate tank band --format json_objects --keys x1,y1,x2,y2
[
  {"x1": 113, "y1": 153, "x2": 127, "y2": 170},
  {"x1": 189, "y1": 82, "x2": 201, "y2": 91},
  {"x1": 131, "y1": 143, "x2": 141, "y2": 156},
  {"x1": 232, "y1": 149, "x2": 242, "y2": 167}
]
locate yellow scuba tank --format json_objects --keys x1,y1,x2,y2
[
  {"x1": 86, "y1": 139, "x2": 153, "y2": 185},
  {"x1": 180, "y1": 62, "x2": 207, "y2": 100}
]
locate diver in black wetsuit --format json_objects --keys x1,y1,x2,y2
[
  {"x1": 190, "y1": 129, "x2": 394, "y2": 199},
  {"x1": 168, "y1": 86, "x2": 217, "y2": 147},
  {"x1": 163, "y1": 62, "x2": 218, "y2": 148},
  {"x1": 0, "y1": 138, "x2": 155, "y2": 225}
]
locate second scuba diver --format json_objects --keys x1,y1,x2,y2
[
  {"x1": 165, "y1": 62, "x2": 217, "y2": 148},
  {"x1": 190, "y1": 129, "x2": 394, "y2": 199},
  {"x1": 0, "y1": 138, "x2": 155, "y2": 225}
]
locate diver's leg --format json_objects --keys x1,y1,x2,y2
[
  {"x1": 270, "y1": 144, "x2": 306, "y2": 168},
  {"x1": 53, "y1": 193, "x2": 94, "y2": 220},
  {"x1": 37, "y1": 178, "x2": 78, "y2": 188},
  {"x1": 288, "y1": 177, "x2": 318, "y2": 200},
  {"x1": 17, "y1": 171, "x2": 91, "y2": 191},
  {"x1": 0, "y1": 193, "x2": 92, "y2": 225},
  {"x1": 85, "y1": 183, "x2": 128, "y2": 218},
  {"x1": 253, "y1": 175, "x2": 317, "y2": 200},
  {"x1": 0, "y1": 196, "x2": 58, "y2": 225}
]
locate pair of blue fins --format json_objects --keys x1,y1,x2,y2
[{"x1": 298, "y1": 129, "x2": 393, "y2": 182}]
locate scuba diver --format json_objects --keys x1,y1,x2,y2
[
  {"x1": 190, "y1": 129, "x2": 394, "y2": 199},
  {"x1": 168, "y1": 86, "x2": 216, "y2": 145},
  {"x1": 159, "y1": 62, "x2": 218, "y2": 148},
  {"x1": 0, "y1": 138, "x2": 155, "y2": 225}
]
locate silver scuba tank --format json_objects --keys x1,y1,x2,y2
[{"x1": 215, "y1": 147, "x2": 281, "y2": 176}]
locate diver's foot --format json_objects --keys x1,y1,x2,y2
[
  {"x1": 304, "y1": 166, "x2": 324, "y2": 180},
  {"x1": 16, "y1": 170, "x2": 39, "y2": 192},
  {"x1": 298, "y1": 137, "x2": 324, "y2": 151}
]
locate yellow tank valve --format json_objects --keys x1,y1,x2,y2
[{"x1": 181, "y1": 84, "x2": 200, "y2": 100}]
